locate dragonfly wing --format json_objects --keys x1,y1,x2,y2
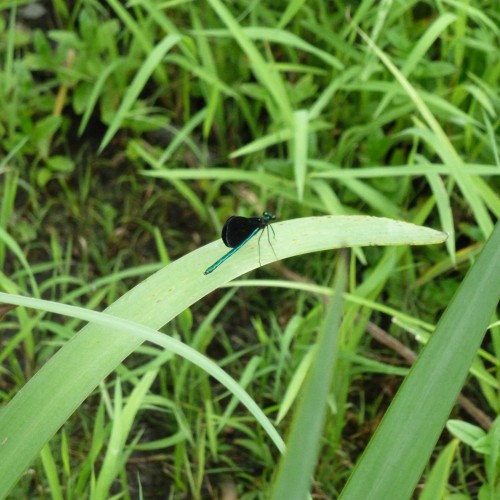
[{"x1": 222, "y1": 216, "x2": 262, "y2": 247}]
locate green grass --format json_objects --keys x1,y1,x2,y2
[{"x1": 0, "y1": 0, "x2": 499, "y2": 498}]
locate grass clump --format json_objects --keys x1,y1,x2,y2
[{"x1": 0, "y1": 0, "x2": 498, "y2": 498}]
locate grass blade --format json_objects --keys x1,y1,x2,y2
[
  {"x1": 99, "y1": 34, "x2": 181, "y2": 152},
  {"x1": 271, "y1": 257, "x2": 346, "y2": 498},
  {"x1": 340, "y1": 222, "x2": 500, "y2": 499},
  {"x1": 0, "y1": 216, "x2": 446, "y2": 495}
]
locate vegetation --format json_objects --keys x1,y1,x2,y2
[{"x1": 0, "y1": 0, "x2": 498, "y2": 498}]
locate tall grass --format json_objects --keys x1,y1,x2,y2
[{"x1": 0, "y1": 0, "x2": 498, "y2": 498}]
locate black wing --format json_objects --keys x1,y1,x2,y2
[{"x1": 222, "y1": 216, "x2": 262, "y2": 247}]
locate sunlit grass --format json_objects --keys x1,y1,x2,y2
[{"x1": 0, "y1": 0, "x2": 498, "y2": 498}]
